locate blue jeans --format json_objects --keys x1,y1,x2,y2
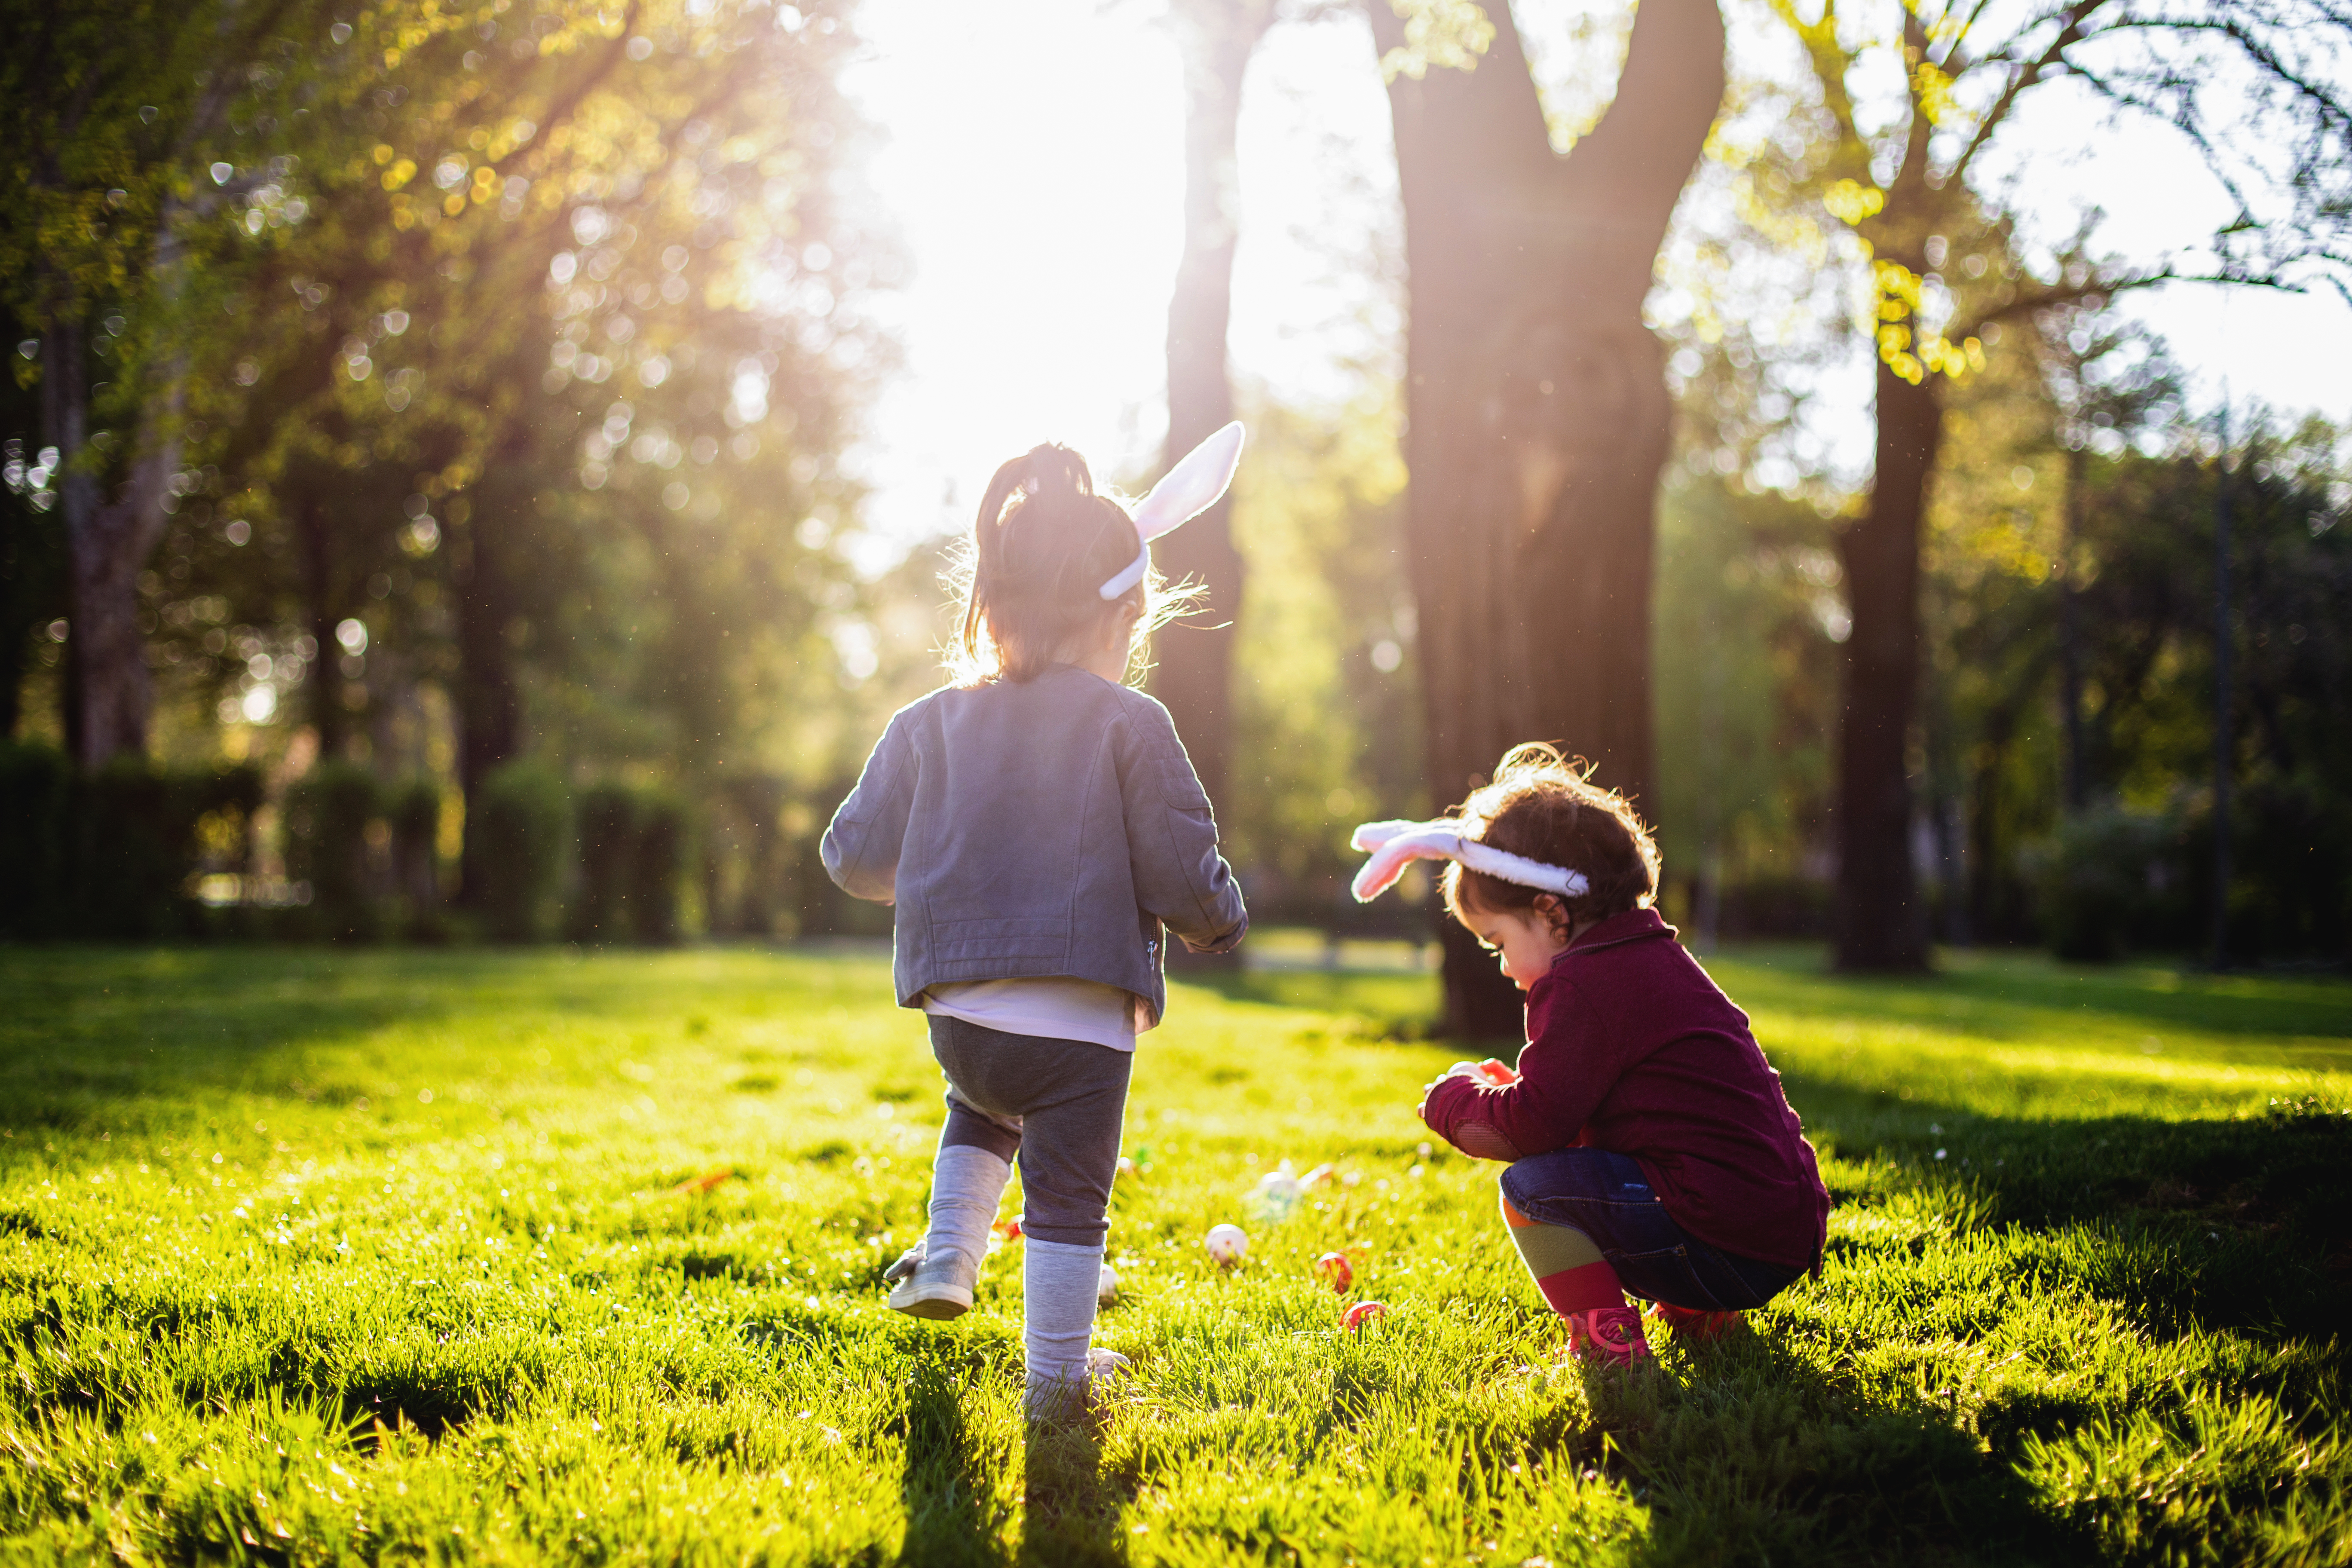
[{"x1": 1499, "y1": 1148, "x2": 1803, "y2": 1312}]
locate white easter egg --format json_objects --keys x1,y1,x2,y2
[
  {"x1": 1097, "y1": 1263, "x2": 1119, "y2": 1305},
  {"x1": 1205, "y1": 1223, "x2": 1248, "y2": 1265}
]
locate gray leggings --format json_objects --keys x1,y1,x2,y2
[{"x1": 930, "y1": 1014, "x2": 1132, "y2": 1246}]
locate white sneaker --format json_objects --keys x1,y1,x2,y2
[{"x1": 885, "y1": 1240, "x2": 976, "y2": 1320}]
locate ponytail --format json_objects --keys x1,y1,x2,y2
[{"x1": 947, "y1": 443, "x2": 1196, "y2": 686}]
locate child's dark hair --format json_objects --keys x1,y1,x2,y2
[
  {"x1": 1440, "y1": 742, "x2": 1660, "y2": 931},
  {"x1": 946, "y1": 444, "x2": 1195, "y2": 686}
]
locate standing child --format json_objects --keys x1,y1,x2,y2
[
  {"x1": 822, "y1": 426, "x2": 1250, "y2": 1420},
  {"x1": 1349, "y1": 743, "x2": 1829, "y2": 1365}
]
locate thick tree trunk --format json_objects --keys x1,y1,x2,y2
[
  {"x1": 1833, "y1": 360, "x2": 1939, "y2": 970},
  {"x1": 1153, "y1": 0, "x2": 1271, "y2": 812},
  {"x1": 1372, "y1": 0, "x2": 1724, "y2": 1037},
  {"x1": 43, "y1": 315, "x2": 179, "y2": 769}
]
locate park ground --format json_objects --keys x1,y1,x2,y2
[{"x1": 0, "y1": 942, "x2": 2347, "y2": 1565}]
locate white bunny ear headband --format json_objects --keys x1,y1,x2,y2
[
  {"x1": 1099, "y1": 420, "x2": 1246, "y2": 600},
  {"x1": 1349, "y1": 819, "x2": 1591, "y2": 904}
]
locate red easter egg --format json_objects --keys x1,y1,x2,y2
[
  {"x1": 1342, "y1": 1300, "x2": 1387, "y2": 1331},
  {"x1": 1315, "y1": 1252, "x2": 1354, "y2": 1293}
]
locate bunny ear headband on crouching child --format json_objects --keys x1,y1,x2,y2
[
  {"x1": 1348, "y1": 820, "x2": 1591, "y2": 904},
  {"x1": 1099, "y1": 420, "x2": 1246, "y2": 600}
]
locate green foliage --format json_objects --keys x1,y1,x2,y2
[
  {"x1": 1656, "y1": 287, "x2": 2352, "y2": 956},
  {"x1": 2030, "y1": 807, "x2": 2191, "y2": 963},
  {"x1": 58, "y1": 757, "x2": 262, "y2": 940},
  {"x1": 1932, "y1": 392, "x2": 2352, "y2": 958},
  {"x1": 137, "y1": 0, "x2": 895, "y2": 793},
  {"x1": 0, "y1": 308, "x2": 64, "y2": 738},
  {"x1": 469, "y1": 760, "x2": 570, "y2": 943},
  {"x1": 573, "y1": 782, "x2": 690, "y2": 945},
  {"x1": 1, "y1": 0, "x2": 896, "y2": 933},
  {"x1": 282, "y1": 760, "x2": 386, "y2": 942},
  {"x1": 573, "y1": 781, "x2": 640, "y2": 943},
  {"x1": 1673, "y1": 3, "x2": 2352, "y2": 959},
  {"x1": 0, "y1": 741, "x2": 71, "y2": 935},
  {"x1": 2231, "y1": 773, "x2": 2352, "y2": 959},
  {"x1": 628, "y1": 790, "x2": 690, "y2": 946},
  {"x1": 0, "y1": 946, "x2": 2344, "y2": 1562},
  {"x1": 1652, "y1": 471, "x2": 1841, "y2": 925},
  {"x1": 67, "y1": 760, "x2": 194, "y2": 939},
  {"x1": 1223, "y1": 394, "x2": 1422, "y2": 926},
  {"x1": 1378, "y1": 0, "x2": 1497, "y2": 83},
  {"x1": 386, "y1": 775, "x2": 444, "y2": 919}
]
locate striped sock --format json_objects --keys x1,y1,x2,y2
[{"x1": 1501, "y1": 1191, "x2": 1626, "y2": 1316}]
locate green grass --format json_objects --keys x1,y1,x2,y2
[{"x1": 0, "y1": 944, "x2": 2346, "y2": 1565}]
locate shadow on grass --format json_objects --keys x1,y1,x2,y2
[
  {"x1": 0, "y1": 946, "x2": 475, "y2": 1136},
  {"x1": 889, "y1": 1343, "x2": 1135, "y2": 1567},
  {"x1": 1193, "y1": 940, "x2": 2352, "y2": 1051},
  {"x1": 1176, "y1": 967, "x2": 1442, "y2": 1039},
  {"x1": 1716, "y1": 948, "x2": 2352, "y2": 1046},
  {"x1": 1586, "y1": 1330, "x2": 2078, "y2": 1567},
  {"x1": 1019, "y1": 1415, "x2": 1130, "y2": 1568},
  {"x1": 1789, "y1": 1078, "x2": 2352, "y2": 1342},
  {"x1": 1475, "y1": 1081, "x2": 2352, "y2": 1562},
  {"x1": 897, "y1": 1348, "x2": 1013, "y2": 1568}
]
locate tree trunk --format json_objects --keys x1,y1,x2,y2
[
  {"x1": 1153, "y1": 0, "x2": 1272, "y2": 813},
  {"x1": 1371, "y1": 0, "x2": 1725, "y2": 1038},
  {"x1": 453, "y1": 453, "x2": 527, "y2": 906},
  {"x1": 2056, "y1": 441, "x2": 2088, "y2": 812},
  {"x1": 2209, "y1": 438, "x2": 2233, "y2": 970},
  {"x1": 1834, "y1": 359, "x2": 1939, "y2": 971},
  {"x1": 297, "y1": 480, "x2": 349, "y2": 760},
  {"x1": 43, "y1": 314, "x2": 180, "y2": 769},
  {"x1": 1966, "y1": 708, "x2": 2011, "y2": 942},
  {"x1": 0, "y1": 300, "x2": 57, "y2": 742},
  {"x1": 0, "y1": 503, "x2": 29, "y2": 740}
]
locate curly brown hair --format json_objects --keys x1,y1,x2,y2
[{"x1": 1439, "y1": 742, "x2": 1660, "y2": 932}]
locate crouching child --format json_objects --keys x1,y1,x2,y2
[{"x1": 1350, "y1": 743, "x2": 1829, "y2": 1364}]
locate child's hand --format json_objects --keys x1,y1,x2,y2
[
  {"x1": 1415, "y1": 1062, "x2": 1473, "y2": 1120},
  {"x1": 1416, "y1": 1059, "x2": 1514, "y2": 1122},
  {"x1": 1423, "y1": 1060, "x2": 1518, "y2": 1095}
]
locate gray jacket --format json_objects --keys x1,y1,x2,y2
[{"x1": 821, "y1": 664, "x2": 1248, "y2": 1020}]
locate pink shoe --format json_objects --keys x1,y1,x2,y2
[
  {"x1": 1565, "y1": 1305, "x2": 1651, "y2": 1366},
  {"x1": 1648, "y1": 1302, "x2": 1742, "y2": 1341}
]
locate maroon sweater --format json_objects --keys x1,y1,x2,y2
[{"x1": 1420, "y1": 909, "x2": 1829, "y2": 1271}]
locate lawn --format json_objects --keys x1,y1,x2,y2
[{"x1": 0, "y1": 943, "x2": 2346, "y2": 1565}]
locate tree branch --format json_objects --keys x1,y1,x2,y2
[{"x1": 1944, "y1": 0, "x2": 2109, "y2": 193}]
